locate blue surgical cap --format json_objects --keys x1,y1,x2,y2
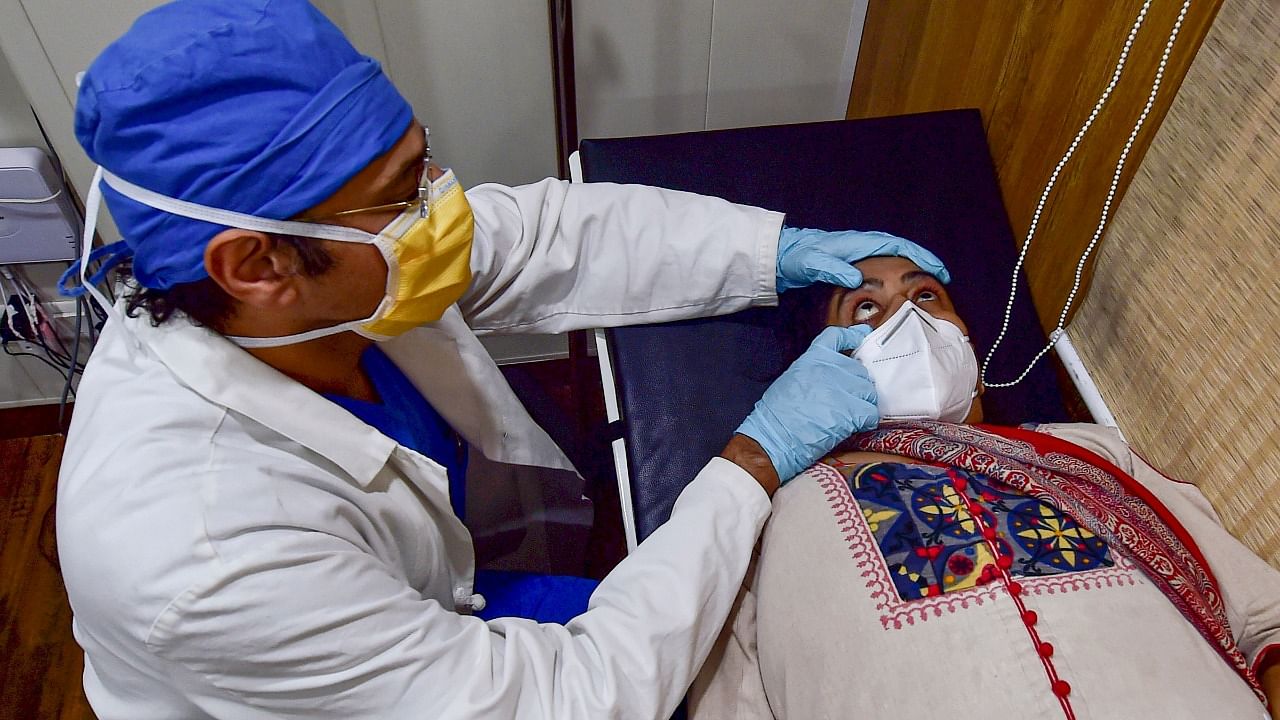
[{"x1": 75, "y1": 0, "x2": 414, "y2": 290}]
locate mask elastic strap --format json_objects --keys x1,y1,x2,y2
[
  {"x1": 98, "y1": 171, "x2": 404, "y2": 348},
  {"x1": 101, "y1": 170, "x2": 377, "y2": 245},
  {"x1": 226, "y1": 321, "x2": 364, "y2": 349},
  {"x1": 224, "y1": 295, "x2": 392, "y2": 349}
]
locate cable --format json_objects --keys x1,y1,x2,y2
[
  {"x1": 0, "y1": 187, "x2": 62, "y2": 204},
  {"x1": 3, "y1": 340, "x2": 74, "y2": 387},
  {"x1": 0, "y1": 274, "x2": 27, "y2": 341},
  {"x1": 1, "y1": 267, "x2": 40, "y2": 339},
  {"x1": 981, "y1": 0, "x2": 1191, "y2": 388},
  {"x1": 31, "y1": 326, "x2": 83, "y2": 372},
  {"x1": 78, "y1": 291, "x2": 97, "y2": 343},
  {"x1": 6, "y1": 267, "x2": 77, "y2": 365},
  {"x1": 1, "y1": 264, "x2": 87, "y2": 423}
]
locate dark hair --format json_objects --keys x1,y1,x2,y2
[
  {"x1": 778, "y1": 284, "x2": 839, "y2": 359},
  {"x1": 124, "y1": 234, "x2": 335, "y2": 331}
]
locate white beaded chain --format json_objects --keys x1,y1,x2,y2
[{"x1": 981, "y1": 0, "x2": 1192, "y2": 388}]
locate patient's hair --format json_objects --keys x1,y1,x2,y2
[
  {"x1": 779, "y1": 284, "x2": 841, "y2": 359},
  {"x1": 123, "y1": 234, "x2": 335, "y2": 331}
]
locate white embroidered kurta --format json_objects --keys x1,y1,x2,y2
[{"x1": 691, "y1": 423, "x2": 1280, "y2": 720}]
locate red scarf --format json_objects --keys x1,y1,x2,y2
[{"x1": 848, "y1": 421, "x2": 1262, "y2": 700}]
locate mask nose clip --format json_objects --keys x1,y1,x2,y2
[
  {"x1": 876, "y1": 299, "x2": 928, "y2": 343},
  {"x1": 418, "y1": 127, "x2": 432, "y2": 219},
  {"x1": 853, "y1": 299, "x2": 979, "y2": 423}
]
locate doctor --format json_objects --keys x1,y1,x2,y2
[{"x1": 56, "y1": 1, "x2": 949, "y2": 718}]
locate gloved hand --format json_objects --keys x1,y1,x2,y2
[
  {"x1": 775, "y1": 226, "x2": 951, "y2": 293},
  {"x1": 736, "y1": 325, "x2": 878, "y2": 484}
]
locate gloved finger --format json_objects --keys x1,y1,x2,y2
[
  {"x1": 827, "y1": 231, "x2": 952, "y2": 285},
  {"x1": 811, "y1": 324, "x2": 873, "y2": 354},
  {"x1": 803, "y1": 252, "x2": 866, "y2": 290},
  {"x1": 871, "y1": 239, "x2": 951, "y2": 284},
  {"x1": 895, "y1": 243, "x2": 951, "y2": 284},
  {"x1": 839, "y1": 386, "x2": 880, "y2": 415},
  {"x1": 819, "y1": 348, "x2": 877, "y2": 403}
]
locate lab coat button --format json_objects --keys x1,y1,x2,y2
[{"x1": 453, "y1": 587, "x2": 486, "y2": 612}]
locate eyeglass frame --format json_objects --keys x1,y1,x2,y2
[{"x1": 301, "y1": 127, "x2": 433, "y2": 223}]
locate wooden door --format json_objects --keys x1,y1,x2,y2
[{"x1": 848, "y1": 0, "x2": 1223, "y2": 331}]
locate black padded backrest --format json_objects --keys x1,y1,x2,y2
[{"x1": 581, "y1": 110, "x2": 1068, "y2": 542}]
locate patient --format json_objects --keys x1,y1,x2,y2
[{"x1": 691, "y1": 257, "x2": 1280, "y2": 720}]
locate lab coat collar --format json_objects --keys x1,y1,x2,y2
[
  {"x1": 115, "y1": 302, "x2": 576, "y2": 485},
  {"x1": 118, "y1": 307, "x2": 398, "y2": 486}
]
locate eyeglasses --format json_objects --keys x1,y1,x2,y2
[{"x1": 304, "y1": 127, "x2": 433, "y2": 223}]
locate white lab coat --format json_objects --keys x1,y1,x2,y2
[{"x1": 57, "y1": 178, "x2": 785, "y2": 719}]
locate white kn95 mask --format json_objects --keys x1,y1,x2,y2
[{"x1": 852, "y1": 300, "x2": 979, "y2": 423}]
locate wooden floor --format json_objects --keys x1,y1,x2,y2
[{"x1": 0, "y1": 434, "x2": 96, "y2": 720}]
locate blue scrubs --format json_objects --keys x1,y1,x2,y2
[{"x1": 325, "y1": 346, "x2": 597, "y2": 623}]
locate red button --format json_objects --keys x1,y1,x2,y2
[
  {"x1": 997, "y1": 555, "x2": 1013, "y2": 570},
  {"x1": 1039, "y1": 642, "x2": 1055, "y2": 658},
  {"x1": 1008, "y1": 582, "x2": 1023, "y2": 596},
  {"x1": 982, "y1": 527, "x2": 997, "y2": 541},
  {"x1": 1053, "y1": 680, "x2": 1071, "y2": 697},
  {"x1": 1022, "y1": 611, "x2": 1039, "y2": 626}
]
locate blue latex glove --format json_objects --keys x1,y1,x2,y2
[
  {"x1": 776, "y1": 227, "x2": 951, "y2": 293},
  {"x1": 736, "y1": 325, "x2": 878, "y2": 483}
]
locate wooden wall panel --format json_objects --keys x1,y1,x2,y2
[
  {"x1": 848, "y1": 0, "x2": 1223, "y2": 332},
  {"x1": 1071, "y1": 0, "x2": 1280, "y2": 567}
]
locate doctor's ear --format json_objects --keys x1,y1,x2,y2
[{"x1": 204, "y1": 229, "x2": 323, "y2": 310}]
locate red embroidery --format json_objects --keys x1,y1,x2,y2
[
  {"x1": 847, "y1": 422, "x2": 1263, "y2": 702},
  {"x1": 812, "y1": 462, "x2": 1138, "y2": 630}
]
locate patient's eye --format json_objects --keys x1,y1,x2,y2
[
  {"x1": 854, "y1": 300, "x2": 879, "y2": 322},
  {"x1": 915, "y1": 290, "x2": 939, "y2": 303}
]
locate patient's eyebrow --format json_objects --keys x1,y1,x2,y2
[
  {"x1": 857, "y1": 270, "x2": 940, "y2": 290},
  {"x1": 901, "y1": 270, "x2": 937, "y2": 284}
]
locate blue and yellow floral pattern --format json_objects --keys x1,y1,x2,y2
[{"x1": 841, "y1": 462, "x2": 1113, "y2": 601}]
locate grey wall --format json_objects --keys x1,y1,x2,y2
[
  {"x1": 574, "y1": 0, "x2": 868, "y2": 140},
  {"x1": 0, "y1": 0, "x2": 560, "y2": 202},
  {"x1": 0, "y1": 49, "x2": 42, "y2": 149}
]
